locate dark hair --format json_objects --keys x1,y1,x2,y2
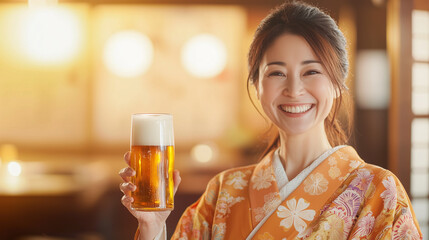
[{"x1": 247, "y1": 1, "x2": 352, "y2": 157}]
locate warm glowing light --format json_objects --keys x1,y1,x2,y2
[
  {"x1": 28, "y1": 0, "x2": 58, "y2": 8},
  {"x1": 0, "y1": 144, "x2": 18, "y2": 162},
  {"x1": 103, "y1": 30, "x2": 154, "y2": 78},
  {"x1": 19, "y1": 6, "x2": 82, "y2": 64},
  {"x1": 181, "y1": 34, "x2": 227, "y2": 78},
  {"x1": 7, "y1": 161, "x2": 22, "y2": 177},
  {"x1": 191, "y1": 144, "x2": 214, "y2": 163},
  {"x1": 356, "y1": 50, "x2": 390, "y2": 109}
]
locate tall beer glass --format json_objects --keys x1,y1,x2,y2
[{"x1": 130, "y1": 113, "x2": 174, "y2": 211}]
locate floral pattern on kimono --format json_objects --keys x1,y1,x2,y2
[
  {"x1": 135, "y1": 146, "x2": 422, "y2": 240},
  {"x1": 277, "y1": 198, "x2": 316, "y2": 233},
  {"x1": 172, "y1": 166, "x2": 255, "y2": 240},
  {"x1": 306, "y1": 165, "x2": 421, "y2": 240}
]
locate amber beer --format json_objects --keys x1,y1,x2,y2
[{"x1": 130, "y1": 114, "x2": 174, "y2": 211}]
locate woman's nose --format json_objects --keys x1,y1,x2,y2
[{"x1": 283, "y1": 75, "x2": 305, "y2": 98}]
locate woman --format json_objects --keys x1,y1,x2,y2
[{"x1": 119, "y1": 1, "x2": 422, "y2": 239}]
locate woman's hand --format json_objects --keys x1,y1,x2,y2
[{"x1": 119, "y1": 151, "x2": 181, "y2": 240}]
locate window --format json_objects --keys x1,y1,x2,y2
[{"x1": 411, "y1": 9, "x2": 429, "y2": 237}]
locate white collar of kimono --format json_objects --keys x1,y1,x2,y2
[{"x1": 272, "y1": 145, "x2": 347, "y2": 201}]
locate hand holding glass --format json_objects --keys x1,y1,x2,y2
[{"x1": 130, "y1": 113, "x2": 175, "y2": 211}]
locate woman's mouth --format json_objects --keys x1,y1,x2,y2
[{"x1": 279, "y1": 104, "x2": 314, "y2": 115}]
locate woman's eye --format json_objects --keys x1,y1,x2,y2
[
  {"x1": 269, "y1": 71, "x2": 285, "y2": 77},
  {"x1": 304, "y1": 70, "x2": 320, "y2": 76}
]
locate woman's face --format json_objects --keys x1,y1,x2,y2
[{"x1": 256, "y1": 33, "x2": 336, "y2": 136}]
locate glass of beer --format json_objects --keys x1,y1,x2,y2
[{"x1": 130, "y1": 113, "x2": 175, "y2": 211}]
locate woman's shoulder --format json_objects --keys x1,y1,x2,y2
[
  {"x1": 359, "y1": 162, "x2": 391, "y2": 175},
  {"x1": 358, "y1": 162, "x2": 402, "y2": 183},
  {"x1": 354, "y1": 162, "x2": 410, "y2": 202}
]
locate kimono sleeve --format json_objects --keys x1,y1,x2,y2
[
  {"x1": 171, "y1": 174, "x2": 221, "y2": 240},
  {"x1": 351, "y1": 170, "x2": 422, "y2": 239}
]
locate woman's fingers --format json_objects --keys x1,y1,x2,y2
[
  {"x1": 119, "y1": 167, "x2": 135, "y2": 182},
  {"x1": 120, "y1": 182, "x2": 136, "y2": 196},
  {"x1": 121, "y1": 195, "x2": 134, "y2": 209},
  {"x1": 173, "y1": 170, "x2": 181, "y2": 194},
  {"x1": 120, "y1": 152, "x2": 134, "y2": 182},
  {"x1": 124, "y1": 151, "x2": 131, "y2": 165}
]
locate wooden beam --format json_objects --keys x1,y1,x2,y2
[
  {"x1": 387, "y1": 0, "x2": 413, "y2": 193},
  {"x1": 1, "y1": 0, "x2": 285, "y2": 5},
  {"x1": 414, "y1": 0, "x2": 429, "y2": 10}
]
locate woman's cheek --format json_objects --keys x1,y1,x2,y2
[{"x1": 309, "y1": 79, "x2": 335, "y2": 98}]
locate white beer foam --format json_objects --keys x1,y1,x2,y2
[{"x1": 131, "y1": 114, "x2": 174, "y2": 146}]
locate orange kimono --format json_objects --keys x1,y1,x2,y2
[{"x1": 148, "y1": 146, "x2": 423, "y2": 239}]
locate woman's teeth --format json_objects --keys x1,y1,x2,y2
[{"x1": 280, "y1": 104, "x2": 312, "y2": 113}]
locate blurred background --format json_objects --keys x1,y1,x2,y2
[{"x1": 0, "y1": 0, "x2": 428, "y2": 239}]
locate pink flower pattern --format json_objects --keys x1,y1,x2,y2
[
  {"x1": 334, "y1": 189, "x2": 362, "y2": 217},
  {"x1": 352, "y1": 211, "x2": 375, "y2": 237},
  {"x1": 350, "y1": 169, "x2": 373, "y2": 191},
  {"x1": 392, "y1": 209, "x2": 420, "y2": 240},
  {"x1": 380, "y1": 176, "x2": 398, "y2": 210}
]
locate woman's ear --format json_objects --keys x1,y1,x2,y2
[
  {"x1": 255, "y1": 88, "x2": 260, "y2": 100},
  {"x1": 333, "y1": 88, "x2": 340, "y2": 99},
  {"x1": 252, "y1": 80, "x2": 260, "y2": 99},
  {"x1": 332, "y1": 82, "x2": 344, "y2": 99},
  {"x1": 334, "y1": 82, "x2": 349, "y2": 99}
]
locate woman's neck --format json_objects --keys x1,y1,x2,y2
[{"x1": 278, "y1": 125, "x2": 332, "y2": 180}]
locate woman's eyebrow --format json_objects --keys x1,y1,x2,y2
[
  {"x1": 266, "y1": 60, "x2": 321, "y2": 67},
  {"x1": 266, "y1": 61, "x2": 286, "y2": 66},
  {"x1": 302, "y1": 60, "x2": 321, "y2": 65}
]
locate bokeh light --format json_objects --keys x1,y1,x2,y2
[
  {"x1": 191, "y1": 144, "x2": 214, "y2": 163},
  {"x1": 103, "y1": 30, "x2": 154, "y2": 78},
  {"x1": 19, "y1": 6, "x2": 82, "y2": 64},
  {"x1": 7, "y1": 161, "x2": 22, "y2": 177},
  {"x1": 181, "y1": 34, "x2": 227, "y2": 78}
]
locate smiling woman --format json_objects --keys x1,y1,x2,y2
[
  {"x1": 119, "y1": 1, "x2": 423, "y2": 239},
  {"x1": 256, "y1": 34, "x2": 337, "y2": 140}
]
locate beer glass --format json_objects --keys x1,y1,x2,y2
[{"x1": 130, "y1": 113, "x2": 175, "y2": 211}]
